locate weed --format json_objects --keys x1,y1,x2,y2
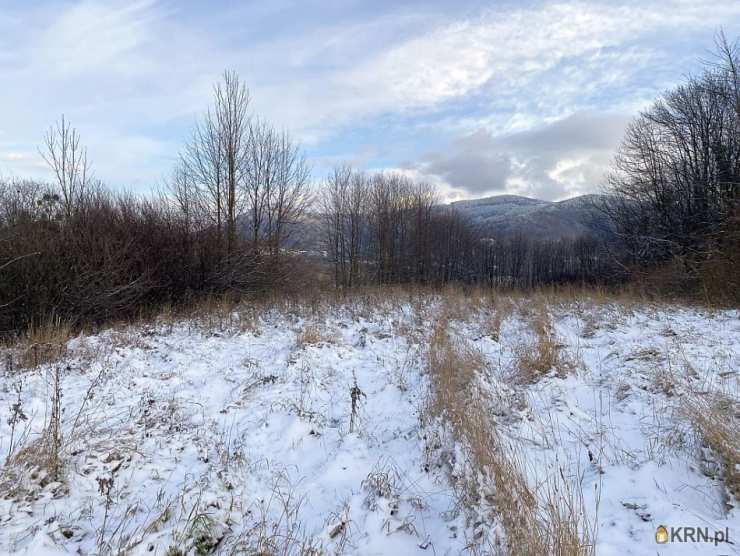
[
  {"x1": 6, "y1": 378, "x2": 28, "y2": 459},
  {"x1": 349, "y1": 375, "x2": 366, "y2": 434},
  {"x1": 45, "y1": 364, "x2": 63, "y2": 482}
]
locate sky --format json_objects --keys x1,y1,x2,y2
[{"x1": 1, "y1": 0, "x2": 740, "y2": 202}]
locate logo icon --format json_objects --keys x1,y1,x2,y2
[{"x1": 656, "y1": 525, "x2": 669, "y2": 544}]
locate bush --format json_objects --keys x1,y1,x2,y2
[{"x1": 0, "y1": 179, "x2": 271, "y2": 335}]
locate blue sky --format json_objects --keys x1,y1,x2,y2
[{"x1": 1, "y1": 0, "x2": 740, "y2": 201}]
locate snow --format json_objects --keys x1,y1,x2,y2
[{"x1": 0, "y1": 296, "x2": 738, "y2": 555}]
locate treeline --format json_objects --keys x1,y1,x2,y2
[
  {"x1": 602, "y1": 33, "x2": 740, "y2": 301},
  {"x1": 320, "y1": 166, "x2": 615, "y2": 289},
  {"x1": 0, "y1": 72, "x2": 310, "y2": 334}
]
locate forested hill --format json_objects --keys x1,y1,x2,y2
[
  {"x1": 277, "y1": 193, "x2": 613, "y2": 253},
  {"x1": 450, "y1": 194, "x2": 612, "y2": 242}
]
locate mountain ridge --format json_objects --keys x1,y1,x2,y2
[
  {"x1": 450, "y1": 193, "x2": 611, "y2": 241},
  {"x1": 270, "y1": 193, "x2": 613, "y2": 252}
]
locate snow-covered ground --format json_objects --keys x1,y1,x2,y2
[{"x1": 0, "y1": 294, "x2": 738, "y2": 555}]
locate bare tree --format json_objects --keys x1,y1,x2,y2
[
  {"x1": 244, "y1": 119, "x2": 311, "y2": 262},
  {"x1": 345, "y1": 171, "x2": 370, "y2": 285},
  {"x1": 172, "y1": 70, "x2": 314, "y2": 289},
  {"x1": 243, "y1": 119, "x2": 274, "y2": 251},
  {"x1": 603, "y1": 33, "x2": 740, "y2": 272},
  {"x1": 169, "y1": 161, "x2": 199, "y2": 235},
  {"x1": 180, "y1": 110, "x2": 225, "y2": 242},
  {"x1": 321, "y1": 165, "x2": 358, "y2": 287},
  {"x1": 40, "y1": 116, "x2": 91, "y2": 219},
  {"x1": 265, "y1": 129, "x2": 311, "y2": 258},
  {"x1": 178, "y1": 70, "x2": 250, "y2": 256},
  {"x1": 214, "y1": 71, "x2": 250, "y2": 255},
  {"x1": 319, "y1": 165, "x2": 614, "y2": 290}
]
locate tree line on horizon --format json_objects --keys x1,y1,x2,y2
[
  {"x1": 319, "y1": 166, "x2": 612, "y2": 289},
  {"x1": 1, "y1": 34, "x2": 739, "y2": 334}
]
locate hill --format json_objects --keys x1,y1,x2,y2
[{"x1": 450, "y1": 193, "x2": 612, "y2": 241}]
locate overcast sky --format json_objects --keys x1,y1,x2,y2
[{"x1": 1, "y1": 0, "x2": 740, "y2": 201}]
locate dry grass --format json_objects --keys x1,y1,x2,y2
[
  {"x1": 1, "y1": 283, "x2": 645, "y2": 370},
  {"x1": 3, "y1": 315, "x2": 74, "y2": 370},
  {"x1": 683, "y1": 390, "x2": 740, "y2": 505},
  {"x1": 580, "y1": 312, "x2": 600, "y2": 339},
  {"x1": 229, "y1": 475, "x2": 322, "y2": 556},
  {"x1": 425, "y1": 316, "x2": 484, "y2": 432},
  {"x1": 425, "y1": 313, "x2": 594, "y2": 555},
  {"x1": 25, "y1": 315, "x2": 73, "y2": 346},
  {"x1": 1, "y1": 363, "x2": 67, "y2": 495},
  {"x1": 486, "y1": 296, "x2": 513, "y2": 342},
  {"x1": 0, "y1": 285, "x2": 617, "y2": 556},
  {"x1": 489, "y1": 309, "x2": 504, "y2": 343},
  {"x1": 539, "y1": 473, "x2": 597, "y2": 556},
  {"x1": 435, "y1": 285, "x2": 481, "y2": 322},
  {"x1": 652, "y1": 352, "x2": 740, "y2": 505},
  {"x1": 516, "y1": 309, "x2": 569, "y2": 383},
  {"x1": 296, "y1": 322, "x2": 332, "y2": 349},
  {"x1": 652, "y1": 366, "x2": 678, "y2": 397},
  {"x1": 186, "y1": 294, "x2": 247, "y2": 333}
]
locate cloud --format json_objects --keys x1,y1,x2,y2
[
  {"x1": 422, "y1": 131, "x2": 512, "y2": 195},
  {"x1": 503, "y1": 111, "x2": 630, "y2": 153},
  {"x1": 33, "y1": 1, "x2": 158, "y2": 76},
  {"x1": 178, "y1": 0, "x2": 740, "y2": 143},
  {"x1": 1, "y1": 0, "x2": 740, "y2": 194},
  {"x1": 409, "y1": 111, "x2": 632, "y2": 201}
]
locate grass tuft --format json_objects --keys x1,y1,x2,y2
[{"x1": 516, "y1": 309, "x2": 569, "y2": 383}]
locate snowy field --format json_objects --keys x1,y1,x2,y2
[{"x1": 0, "y1": 291, "x2": 738, "y2": 555}]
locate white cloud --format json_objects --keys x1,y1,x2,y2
[
  {"x1": 33, "y1": 1, "x2": 158, "y2": 76},
  {"x1": 407, "y1": 111, "x2": 632, "y2": 200},
  {"x1": 0, "y1": 152, "x2": 29, "y2": 162},
  {"x1": 1, "y1": 0, "x2": 740, "y2": 194},
  {"x1": 351, "y1": 20, "x2": 495, "y2": 106},
  {"x1": 248, "y1": 0, "x2": 740, "y2": 144}
]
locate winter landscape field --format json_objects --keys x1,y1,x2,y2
[
  {"x1": 1, "y1": 289, "x2": 737, "y2": 555},
  {"x1": 4, "y1": 1, "x2": 740, "y2": 555}
]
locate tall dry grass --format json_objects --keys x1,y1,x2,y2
[
  {"x1": 683, "y1": 390, "x2": 740, "y2": 504},
  {"x1": 487, "y1": 296, "x2": 513, "y2": 342},
  {"x1": 651, "y1": 353, "x2": 739, "y2": 505},
  {"x1": 1, "y1": 314, "x2": 74, "y2": 371},
  {"x1": 425, "y1": 311, "x2": 594, "y2": 555},
  {"x1": 516, "y1": 307, "x2": 569, "y2": 383}
]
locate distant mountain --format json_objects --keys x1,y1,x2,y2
[
  {"x1": 450, "y1": 193, "x2": 612, "y2": 242},
  {"x1": 241, "y1": 193, "x2": 613, "y2": 253}
]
